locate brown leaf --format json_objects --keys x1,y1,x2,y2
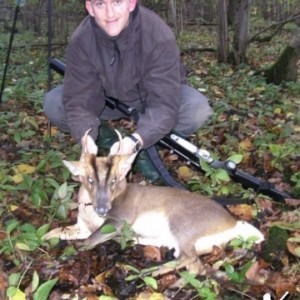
[
  {"x1": 143, "y1": 245, "x2": 162, "y2": 262},
  {"x1": 177, "y1": 166, "x2": 194, "y2": 182},
  {"x1": 0, "y1": 265, "x2": 8, "y2": 300},
  {"x1": 239, "y1": 138, "x2": 254, "y2": 151},
  {"x1": 267, "y1": 272, "x2": 299, "y2": 298},
  {"x1": 227, "y1": 204, "x2": 254, "y2": 221},
  {"x1": 158, "y1": 273, "x2": 178, "y2": 290},
  {"x1": 95, "y1": 269, "x2": 115, "y2": 296},
  {"x1": 204, "y1": 245, "x2": 223, "y2": 264},
  {"x1": 245, "y1": 260, "x2": 269, "y2": 285}
]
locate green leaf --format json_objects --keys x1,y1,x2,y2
[
  {"x1": 215, "y1": 169, "x2": 230, "y2": 182},
  {"x1": 200, "y1": 159, "x2": 211, "y2": 173},
  {"x1": 31, "y1": 271, "x2": 39, "y2": 293},
  {"x1": 14, "y1": 132, "x2": 21, "y2": 143},
  {"x1": 227, "y1": 154, "x2": 243, "y2": 164},
  {"x1": 6, "y1": 219, "x2": 20, "y2": 234},
  {"x1": 56, "y1": 203, "x2": 68, "y2": 219},
  {"x1": 6, "y1": 286, "x2": 18, "y2": 298},
  {"x1": 45, "y1": 177, "x2": 60, "y2": 189},
  {"x1": 33, "y1": 278, "x2": 58, "y2": 300},
  {"x1": 100, "y1": 224, "x2": 117, "y2": 234},
  {"x1": 58, "y1": 182, "x2": 68, "y2": 199},
  {"x1": 229, "y1": 237, "x2": 243, "y2": 248},
  {"x1": 61, "y1": 246, "x2": 77, "y2": 257},
  {"x1": 124, "y1": 264, "x2": 140, "y2": 274},
  {"x1": 36, "y1": 224, "x2": 50, "y2": 238},
  {"x1": 144, "y1": 276, "x2": 158, "y2": 290},
  {"x1": 8, "y1": 272, "x2": 21, "y2": 286},
  {"x1": 15, "y1": 242, "x2": 31, "y2": 251},
  {"x1": 31, "y1": 192, "x2": 43, "y2": 207},
  {"x1": 125, "y1": 274, "x2": 139, "y2": 281},
  {"x1": 7, "y1": 287, "x2": 26, "y2": 299},
  {"x1": 20, "y1": 223, "x2": 36, "y2": 232}
]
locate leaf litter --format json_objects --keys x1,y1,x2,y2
[{"x1": 0, "y1": 30, "x2": 300, "y2": 299}]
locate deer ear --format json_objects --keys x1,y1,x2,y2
[
  {"x1": 81, "y1": 129, "x2": 98, "y2": 156},
  {"x1": 117, "y1": 152, "x2": 138, "y2": 181},
  {"x1": 63, "y1": 160, "x2": 85, "y2": 177}
]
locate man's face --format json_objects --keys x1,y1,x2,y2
[{"x1": 86, "y1": 0, "x2": 137, "y2": 37}]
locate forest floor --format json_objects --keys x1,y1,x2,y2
[{"x1": 0, "y1": 25, "x2": 300, "y2": 300}]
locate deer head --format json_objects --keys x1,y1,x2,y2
[{"x1": 62, "y1": 129, "x2": 138, "y2": 216}]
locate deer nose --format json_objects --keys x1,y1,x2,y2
[{"x1": 96, "y1": 206, "x2": 108, "y2": 217}]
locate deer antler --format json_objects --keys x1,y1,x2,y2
[
  {"x1": 114, "y1": 129, "x2": 123, "y2": 155},
  {"x1": 81, "y1": 129, "x2": 93, "y2": 154},
  {"x1": 80, "y1": 129, "x2": 98, "y2": 160}
]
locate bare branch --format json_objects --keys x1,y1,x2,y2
[{"x1": 249, "y1": 12, "x2": 300, "y2": 43}]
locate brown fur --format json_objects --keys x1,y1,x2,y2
[{"x1": 44, "y1": 130, "x2": 264, "y2": 275}]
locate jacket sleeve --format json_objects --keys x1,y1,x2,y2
[
  {"x1": 135, "y1": 35, "x2": 181, "y2": 149},
  {"x1": 62, "y1": 37, "x2": 104, "y2": 143}
]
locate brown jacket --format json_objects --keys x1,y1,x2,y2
[{"x1": 63, "y1": 5, "x2": 182, "y2": 148}]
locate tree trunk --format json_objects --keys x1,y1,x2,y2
[
  {"x1": 264, "y1": 32, "x2": 300, "y2": 84},
  {"x1": 217, "y1": 0, "x2": 229, "y2": 62},
  {"x1": 169, "y1": 0, "x2": 178, "y2": 35},
  {"x1": 231, "y1": 0, "x2": 252, "y2": 65}
]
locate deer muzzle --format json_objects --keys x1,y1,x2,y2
[{"x1": 95, "y1": 189, "x2": 111, "y2": 217}]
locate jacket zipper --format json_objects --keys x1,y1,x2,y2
[{"x1": 110, "y1": 41, "x2": 120, "y2": 66}]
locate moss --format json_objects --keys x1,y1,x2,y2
[
  {"x1": 262, "y1": 226, "x2": 289, "y2": 270},
  {"x1": 264, "y1": 46, "x2": 297, "y2": 85}
]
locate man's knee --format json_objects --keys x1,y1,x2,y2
[
  {"x1": 43, "y1": 85, "x2": 70, "y2": 132},
  {"x1": 175, "y1": 85, "x2": 213, "y2": 136}
]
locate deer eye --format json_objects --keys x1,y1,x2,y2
[
  {"x1": 88, "y1": 176, "x2": 94, "y2": 184},
  {"x1": 111, "y1": 178, "x2": 117, "y2": 186}
]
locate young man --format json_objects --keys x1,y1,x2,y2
[{"x1": 43, "y1": 0, "x2": 213, "y2": 155}]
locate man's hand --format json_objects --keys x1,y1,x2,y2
[{"x1": 110, "y1": 133, "x2": 143, "y2": 155}]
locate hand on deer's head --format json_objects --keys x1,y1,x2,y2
[{"x1": 110, "y1": 130, "x2": 143, "y2": 156}]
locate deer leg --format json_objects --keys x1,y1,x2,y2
[{"x1": 44, "y1": 203, "x2": 105, "y2": 240}]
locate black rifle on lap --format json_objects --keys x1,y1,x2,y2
[{"x1": 49, "y1": 58, "x2": 291, "y2": 203}]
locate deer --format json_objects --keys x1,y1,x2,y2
[{"x1": 44, "y1": 129, "x2": 264, "y2": 275}]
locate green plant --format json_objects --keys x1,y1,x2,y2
[
  {"x1": 99, "y1": 220, "x2": 137, "y2": 250},
  {"x1": 124, "y1": 264, "x2": 159, "y2": 290},
  {"x1": 179, "y1": 271, "x2": 218, "y2": 300},
  {"x1": 291, "y1": 172, "x2": 300, "y2": 197},
  {"x1": 49, "y1": 181, "x2": 78, "y2": 219},
  {"x1": 0, "y1": 219, "x2": 50, "y2": 265},
  {"x1": 268, "y1": 143, "x2": 296, "y2": 171},
  {"x1": 189, "y1": 154, "x2": 245, "y2": 197},
  {"x1": 200, "y1": 159, "x2": 231, "y2": 186},
  {"x1": 7, "y1": 266, "x2": 58, "y2": 300},
  {"x1": 230, "y1": 235, "x2": 262, "y2": 251},
  {"x1": 223, "y1": 261, "x2": 253, "y2": 284}
]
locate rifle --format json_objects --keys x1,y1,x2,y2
[{"x1": 49, "y1": 58, "x2": 291, "y2": 203}]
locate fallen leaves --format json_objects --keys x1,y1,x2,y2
[
  {"x1": 227, "y1": 204, "x2": 256, "y2": 221},
  {"x1": 10, "y1": 163, "x2": 36, "y2": 184},
  {"x1": 177, "y1": 165, "x2": 194, "y2": 182}
]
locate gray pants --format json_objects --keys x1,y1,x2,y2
[{"x1": 43, "y1": 84, "x2": 213, "y2": 137}]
